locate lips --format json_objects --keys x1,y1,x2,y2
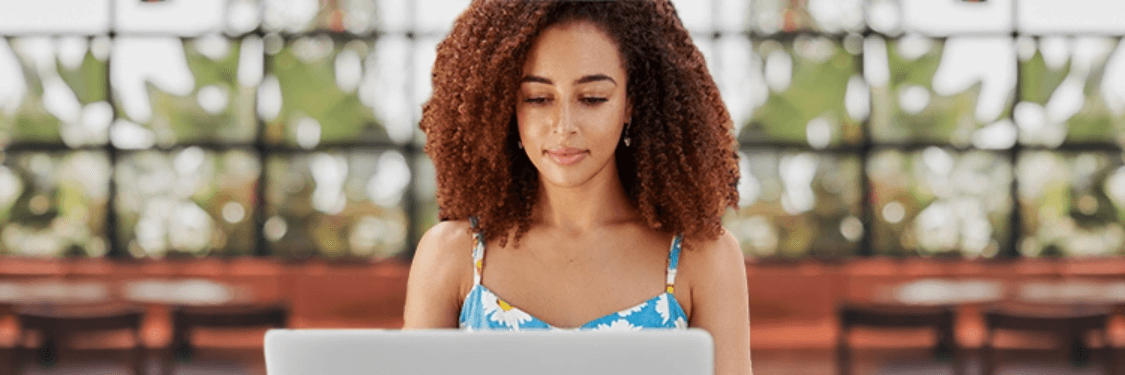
[{"x1": 545, "y1": 147, "x2": 587, "y2": 166}]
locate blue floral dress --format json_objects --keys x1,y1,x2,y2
[{"x1": 459, "y1": 218, "x2": 689, "y2": 331}]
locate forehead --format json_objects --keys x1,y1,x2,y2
[{"x1": 522, "y1": 21, "x2": 626, "y2": 80}]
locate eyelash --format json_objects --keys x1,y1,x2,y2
[{"x1": 523, "y1": 97, "x2": 608, "y2": 105}]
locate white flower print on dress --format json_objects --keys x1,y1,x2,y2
[
  {"x1": 616, "y1": 302, "x2": 647, "y2": 318},
  {"x1": 479, "y1": 289, "x2": 502, "y2": 315},
  {"x1": 654, "y1": 293, "x2": 670, "y2": 324},
  {"x1": 594, "y1": 319, "x2": 642, "y2": 331},
  {"x1": 481, "y1": 290, "x2": 533, "y2": 330},
  {"x1": 674, "y1": 317, "x2": 687, "y2": 330}
]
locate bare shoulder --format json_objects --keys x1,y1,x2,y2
[
  {"x1": 681, "y1": 229, "x2": 745, "y2": 281},
  {"x1": 699, "y1": 229, "x2": 744, "y2": 264},
  {"x1": 411, "y1": 220, "x2": 475, "y2": 291},
  {"x1": 676, "y1": 228, "x2": 747, "y2": 314},
  {"x1": 417, "y1": 220, "x2": 475, "y2": 256},
  {"x1": 403, "y1": 220, "x2": 476, "y2": 328},
  {"x1": 678, "y1": 228, "x2": 752, "y2": 374}
]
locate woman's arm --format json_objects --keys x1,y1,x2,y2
[
  {"x1": 686, "y1": 230, "x2": 752, "y2": 375},
  {"x1": 402, "y1": 220, "x2": 474, "y2": 329}
]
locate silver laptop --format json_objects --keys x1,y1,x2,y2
[{"x1": 264, "y1": 329, "x2": 713, "y2": 375}]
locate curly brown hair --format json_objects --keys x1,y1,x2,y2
[{"x1": 420, "y1": 0, "x2": 739, "y2": 248}]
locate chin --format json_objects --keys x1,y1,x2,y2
[{"x1": 541, "y1": 170, "x2": 595, "y2": 188}]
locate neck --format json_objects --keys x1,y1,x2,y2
[{"x1": 532, "y1": 164, "x2": 636, "y2": 235}]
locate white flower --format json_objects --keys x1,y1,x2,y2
[
  {"x1": 480, "y1": 290, "x2": 502, "y2": 315},
  {"x1": 655, "y1": 293, "x2": 670, "y2": 324},
  {"x1": 594, "y1": 319, "x2": 641, "y2": 331},
  {"x1": 674, "y1": 317, "x2": 688, "y2": 330},
  {"x1": 490, "y1": 308, "x2": 533, "y2": 330},
  {"x1": 481, "y1": 290, "x2": 533, "y2": 330},
  {"x1": 616, "y1": 302, "x2": 647, "y2": 318}
]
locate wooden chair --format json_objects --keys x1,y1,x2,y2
[
  {"x1": 982, "y1": 304, "x2": 1116, "y2": 375},
  {"x1": 164, "y1": 303, "x2": 288, "y2": 375},
  {"x1": 12, "y1": 305, "x2": 145, "y2": 375},
  {"x1": 836, "y1": 303, "x2": 962, "y2": 375},
  {"x1": 0, "y1": 303, "x2": 13, "y2": 375}
]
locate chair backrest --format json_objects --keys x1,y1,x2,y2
[
  {"x1": 172, "y1": 303, "x2": 288, "y2": 330},
  {"x1": 836, "y1": 303, "x2": 963, "y2": 375},
  {"x1": 839, "y1": 303, "x2": 956, "y2": 330},
  {"x1": 979, "y1": 304, "x2": 1115, "y2": 375},
  {"x1": 17, "y1": 306, "x2": 145, "y2": 334},
  {"x1": 983, "y1": 306, "x2": 1111, "y2": 334}
]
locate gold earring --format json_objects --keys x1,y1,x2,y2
[{"x1": 623, "y1": 123, "x2": 631, "y2": 147}]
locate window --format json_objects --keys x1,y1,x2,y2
[{"x1": 1, "y1": 0, "x2": 1122, "y2": 259}]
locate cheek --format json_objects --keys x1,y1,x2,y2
[
  {"x1": 516, "y1": 107, "x2": 554, "y2": 135},
  {"x1": 515, "y1": 110, "x2": 532, "y2": 141},
  {"x1": 599, "y1": 126, "x2": 624, "y2": 149},
  {"x1": 585, "y1": 117, "x2": 623, "y2": 149},
  {"x1": 587, "y1": 106, "x2": 626, "y2": 141}
]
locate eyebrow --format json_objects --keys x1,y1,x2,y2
[{"x1": 519, "y1": 74, "x2": 617, "y2": 86}]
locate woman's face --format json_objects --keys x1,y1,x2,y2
[{"x1": 516, "y1": 20, "x2": 631, "y2": 189}]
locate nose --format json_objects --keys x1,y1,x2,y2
[{"x1": 550, "y1": 101, "x2": 578, "y2": 135}]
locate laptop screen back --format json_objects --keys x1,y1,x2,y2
[{"x1": 264, "y1": 329, "x2": 713, "y2": 375}]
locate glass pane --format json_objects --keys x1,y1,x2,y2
[
  {"x1": 115, "y1": 148, "x2": 260, "y2": 258},
  {"x1": 264, "y1": 36, "x2": 406, "y2": 147},
  {"x1": 115, "y1": 0, "x2": 225, "y2": 36},
  {"x1": 227, "y1": 0, "x2": 263, "y2": 35},
  {"x1": 868, "y1": 36, "x2": 1016, "y2": 147},
  {"x1": 412, "y1": 36, "x2": 442, "y2": 146},
  {"x1": 715, "y1": 0, "x2": 751, "y2": 32},
  {"x1": 415, "y1": 0, "x2": 470, "y2": 34},
  {"x1": 111, "y1": 36, "x2": 259, "y2": 147},
  {"x1": 266, "y1": 149, "x2": 411, "y2": 259},
  {"x1": 0, "y1": 0, "x2": 110, "y2": 34},
  {"x1": 724, "y1": 150, "x2": 862, "y2": 258},
  {"x1": 1018, "y1": 0, "x2": 1125, "y2": 35},
  {"x1": 753, "y1": 0, "x2": 863, "y2": 34},
  {"x1": 741, "y1": 36, "x2": 863, "y2": 147},
  {"x1": 0, "y1": 37, "x2": 110, "y2": 146},
  {"x1": 413, "y1": 154, "x2": 439, "y2": 244},
  {"x1": 263, "y1": 0, "x2": 380, "y2": 34},
  {"x1": 866, "y1": 0, "x2": 903, "y2": 35},
  {"x1": 669, "y1": 0, "x2": 713, "y2": 33},
  {"x1": 375, "y1": 0, "x2": 411, "y2": 33},
  {"x1": 868, "y1": 148, "x2": 1013, "y2": 257},
  {"x1": 715, "y1": 35, "x2": 760, "y2": 131},
  {"x1": 899, "y1": 0, "x2": 1012, "y2": 36},
  {"x1": 0, "y1": 151, "x2": 110, "y2": 257},
  {"x1": 1018, "y1": 151, "x2": 1125, "y2": 257},
  {"x1": 1016, "y1": 37, "x2": 1125, "y2": 146}
]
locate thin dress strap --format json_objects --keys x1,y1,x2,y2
[
  {"x1": 469, "y1": 217, "x2": 485, "y2": 285},
  {"x1": 665, "y1": 234, "x2": 683, "y2": 294}
]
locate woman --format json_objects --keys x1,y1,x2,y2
[{"x1": 403, "y1": 1, "x2": 750, "y2": 373}]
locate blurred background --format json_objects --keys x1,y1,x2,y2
[{"x1": 0, "y1": 0, "x2": 1123, "y2": 374}]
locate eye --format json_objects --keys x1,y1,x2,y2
[
  {"x1": 524, "y1": 97, "x2": 549, "y2": 104},
  {"x1": 580, "y1": 97, "x2": 608, "y2": 105}
]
